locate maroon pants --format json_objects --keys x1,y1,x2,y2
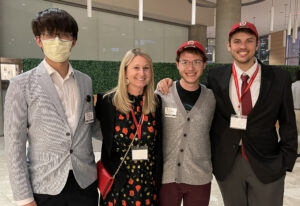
[{"x1": 159, "y1": 182, "x2": 211, "y2": 206}]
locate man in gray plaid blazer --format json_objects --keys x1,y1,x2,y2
[{"x1": 4, "y1": 8, "x2": 101, "y2": 206}]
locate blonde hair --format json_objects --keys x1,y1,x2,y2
[{"x1": 107, "y1": 48, "x2": 157, "y2": 115}]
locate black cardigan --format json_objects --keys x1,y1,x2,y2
[{"x1": 95, "y1": 92, "x2": 163, "y2": 192}]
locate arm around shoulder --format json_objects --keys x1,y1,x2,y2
[{"x1": 156, "y1": 78, "x2": 173, "y2": 94}]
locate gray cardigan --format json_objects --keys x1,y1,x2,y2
[{"x1": 157, "y1": 81, "x2": 216, "y2": 185}]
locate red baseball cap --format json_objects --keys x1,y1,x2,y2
[
  {"x1": 176, "y1": 40, "x2": 206, "y2": 55},
  {"x1": 229, "y1": 21, "x2": 258, "y2": 38}
]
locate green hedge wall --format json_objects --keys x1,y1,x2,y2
[
  {"x1": 22, "y1": 58, "x2": 181, "y2": 93},
  {"x1": 22, "y1": 58, "x2": 300, "y2": 94}
]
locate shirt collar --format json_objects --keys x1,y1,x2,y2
[
  {"x1": 43, "y1": 59, "x2": 74, "y2": 79},
  {"x1": 234, "y1": 58, "x2": 259, "y2": 79}
]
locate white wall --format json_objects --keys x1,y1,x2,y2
[{"x1": 0, "y1": 0, "x2": 188, "y2": 62}]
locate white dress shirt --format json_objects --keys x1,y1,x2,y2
[
  {"x1": 44, "y1": 60, "x2": 79, "y2": 135},
  {"x1": 16, "y1": 60, "x2": 79, "y2": 206},
  {"x1": 229, "y1": 59, "x2": 261, "y2": 116}
]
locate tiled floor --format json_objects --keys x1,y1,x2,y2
[{"x1": 0, "y1": 137, "x2": 299, "y2": 206}]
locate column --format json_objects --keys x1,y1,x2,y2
[
  {"x1": 188, "y1": 24, "x2": 207, "y2": 47},
  {"x1": 215, "y1": 0, "x2": 241, "y2": 63}
]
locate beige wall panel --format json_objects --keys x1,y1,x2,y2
[{"x1": 269, "y1": 31, "x2": 286, "y2": 65}]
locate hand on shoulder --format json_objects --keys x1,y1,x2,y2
[{"x1": 156, "y1": 78, "x2": 173, "y2": 94}]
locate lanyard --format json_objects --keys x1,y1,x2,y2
[
  {"x1": 129, "y1": 100, "x2": 144, "y2": 140},
  {"x1": 232, "y1": 62, "x2": 259, "y2": 111}
]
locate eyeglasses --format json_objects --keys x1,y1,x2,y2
[
  {"x1": 179, "y1": 60, "x2": 204, "y2": 67},
  {"x1": 41, "y1": 32, "x2": 73, "y2": 41}
]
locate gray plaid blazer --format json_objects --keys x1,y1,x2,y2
[{"x1": 4, "y1": 62, "x2": 101, "y2": 201}]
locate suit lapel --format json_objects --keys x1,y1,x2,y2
[
  {"x1": 36, "y1": 63, "x2": 69, "y2": 125},
  {"x1": 73, "y1": 70, "x2": 85, "y2": 134},
  {"x1": 220, "y1": 66, "x2": 236, "y2": 115},
  {"x1": 249, "y1": 64, "x2": 274, "y2": 118}
]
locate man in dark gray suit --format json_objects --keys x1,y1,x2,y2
[
  {"x1": 4, "y1": 8, "x2": 101, "y2": 206},
  {"x1": 207, "y1": 21, "x2": 297, "y2": 206}
]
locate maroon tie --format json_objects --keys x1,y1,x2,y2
[
  {"x1": 241, "y1": 75, "x2": 252, "y2": 116},
  {"x1": 241, "y1": 74, "x2": 252, "y2": 160}
]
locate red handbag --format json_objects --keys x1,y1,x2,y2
[
  {"x1": 97, "y1": 161, "x2": 114, "y2": 200},
  {"x1": 97, "y1": 134, "x2": 136, "y2": 199}
]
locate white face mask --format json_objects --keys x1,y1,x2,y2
[{"x1": 41, "y1": 37, "x2": 73, "y2": 62}]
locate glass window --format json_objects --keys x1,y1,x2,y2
[
  {"x1": 0, "y1": 0, "x2": 52, "y2": 59},
  {"x1": 134, "y1": 20, "x2": 164, "y2": 62},
  {"x1": 206, "y1": 38, "x2": 215, "y2": 63},
  {"x1": 163, "y1": 24, "x2": 189, "y2": 62},
  {"x1": 286, "y1": 32, "x2": 300, "y2": 65},
  {"x1": 0, "y1": 0, "x2": 188, "y2": 63},
  {"x1": 98, "y1": 12, "x2": 134, "y2": 61},
  {"x1": 257, "y1": 35, "x2": 269, "y2": 64}
]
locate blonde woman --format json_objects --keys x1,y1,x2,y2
[{"x1": 96, "y1": 48, "x2": 163, "y2": 206}]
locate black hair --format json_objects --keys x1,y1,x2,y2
[
  {"x1": 176, "y1": 47, "x2": 207, "y2": 63},
  {"x1": 32, "y1": 8, "x2": 78, "y2": 39}
]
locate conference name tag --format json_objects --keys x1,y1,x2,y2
[
  {"x1": 230, "y1": 115, "x2": 247, "y2": 130},
  {"x1": 165, "y1": 107, "x2": 177, "y2": 118},
  {"x1": 132, "y1": 146, "x2": 148, "y2": 161},
  {"x1": 85, "y1": 111, "x2": 94, "y2": 124}
]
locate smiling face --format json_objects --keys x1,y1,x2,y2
[
  {"x1": 126, "y1": 55, "x2": 152, "y2": 95},
  {"x1": 227, "y1": 31, "x2": 259, "y2": 71},
  {"x1": 176, "y1": 51, "x2": 206, "y2": 90}
]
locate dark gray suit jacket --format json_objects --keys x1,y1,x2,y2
[{"x1": 207, "y1": 62, "x2": 298, "y2": 184}]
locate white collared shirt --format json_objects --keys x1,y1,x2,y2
[
  {"x1": 43, "y1": 60, "x2": 79, "y2": 135},
  {"x1": 229, "y1": 58, "x2": 261, "y2": 115}
]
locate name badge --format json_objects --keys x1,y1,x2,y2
[
  {"x1": 85, "y1": 111, "x2": 94, "y2": 124},
  {"x1": 132, "y1": 146, "x2": 148, "y2": 160},
  {"x1": 230, "y1": 115, "x2": 247, "y2": 130},
  {"x1": 165, "y1": 107, "x2": 177, "y2": 118}
]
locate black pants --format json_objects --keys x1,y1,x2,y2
[{"x1": 34, "y1": 171, "x2": 99, "y2": 206}]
